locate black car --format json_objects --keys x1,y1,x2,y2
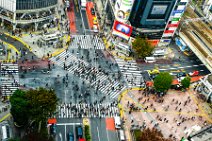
[
  {"x1": 176, "y1": 72, "x2": 186, "y2": 78},
  {"x1": 91, "y1": 8, "x2": 95, "y2": 15}
]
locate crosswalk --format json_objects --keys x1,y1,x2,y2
[
  {"x1": 114, "y1": 57, "x2": 145, "y2": 88},
  {"x1": 70, "y1": 35, "x2": 105, "y2": 49},
  {"x1": 0, "y1": 63, "x2": 19, "y2": 96},
  {"x1": 58, "y1": 103, "x2": 119, "y2": 118},
  {"x1": 50, "y1": 51, "x2": 126, "y2": 100}
]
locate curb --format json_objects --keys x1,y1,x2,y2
[
  {"x1": 0, "y1": 113, "x2": 11, "y2": 122},
  {"x1": 4, "y1": 33, "x2": 32, "y2": 52}
]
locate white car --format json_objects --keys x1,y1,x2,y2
[
  {"x1": 93, "y1": 25, "x2": 99, "y2": 33},
  {"x1": 178, "y1": 77, "x2": 186, "y2": 83}
]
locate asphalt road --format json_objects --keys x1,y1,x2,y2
[
  {"x1": 90, "y1": 118, "x2": 119, "y2": 141},
  {"x1": 55, "y1": 118, "x2": 82, "y2": 141},
  {"x1": 140, "y1": 41, "x2": 210, "y2": 81},
  {"x1": 0, "y1": 34, "x2": 38, "y2": 61}
]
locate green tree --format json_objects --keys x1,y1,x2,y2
[
  {"x1": 154, "y1": 72, "x2": 173, "y2": 92},
  {"x1": 10, "y1": 89, "x2": 29, "y2": 126},
  {"x1": 137, "y1": 128, "x2": 173, "y2": 141},
  {"x1": 181, "y1": 77, "x2": 191, "y2": 89},
  {"x1": 132, "y1": 37, "x2": 154, "y2": 59},
  {"x1": 26, "y1": 88, "x2": 58, "y2": 127}
]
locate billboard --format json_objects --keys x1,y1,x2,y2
[
  {"x1": 0, "y1": 0, "x2": 16, "y2": 12},
  {"x1": 115, "y1": 0, "x2": 134, "y2": 22},
  {"x1": 112, "y1": 20, "x2": 133, "y2": 40}
]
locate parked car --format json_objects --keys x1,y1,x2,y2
[
  {"x1": 68, "y1": 132, "x2": 74, "y2": 141},
  {"x1": 93, "y1": 25, "x2": 98, "y2": 33},
  {"x1": 91, "y1": 8, "x2": 95, "y2": 15},
  {"x1": 76, "y1": 126, "x2": 83, "y2": 139},
  {"x1": 93, "y1": 17, "x2": 98, "y2": 25},
  {"x1": 50, "y1": 124, "x2": 56, "y2": 134}
]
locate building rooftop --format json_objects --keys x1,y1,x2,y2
[{"x1": 207, "y1": 74, "x2": 212, "y2": 85}]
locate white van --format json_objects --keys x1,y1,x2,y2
[
  {"x1": 114, "y1": 116, "x2": 121, "y2": 129},
  {"x1": 80, "y1": 0, "x2": 86, "y2": 9},
  {"x1": 119, "y1": 130, "x2": 125, "y2": 141},
  {"x1": 153, "y1": 49, "x2": 166, "y2": 57},
  {"x1": 144, "y1": 57, "x2": 156, "y2": 63},
  {"x1": 1, "y1": 125, "x2": 9, "y2": 140}
]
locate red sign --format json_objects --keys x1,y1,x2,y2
[
  {"x1": 167, "y1": 23, "x2": 179, "y2": 28},
  {"x1": 48, "y1": 118, "x2": 57, "y2": 124},
  {"x1": 112, "y1": 20, "x2": 133, "y2": 39},
  {"x1": 164, "y1": 30, "x2": 174, "y2": 34}
]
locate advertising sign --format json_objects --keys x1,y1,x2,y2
[
  {"x1": 115, "y1": 0, "x2": 134, "y2": 21},
  {"x1": 0, "y1": 0, "x2": 16, "y2": 12},
  {"x1": 112, "y1": 20, "x2": 133, "y2": 40},
  {"x1": 151, "y1": 5, "x2": 168, "y2": 15}
]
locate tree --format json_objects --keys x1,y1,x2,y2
[
  {"x1": 154, "y1": 72, "x2": 173, "y2": 92},
  {"x1": 26, "y1": 88, "x2": 58, "y2": 127},
  {"x1": 181, "y1": 77, "x2": 191, "y2": 89},
  {"x1": 137, "y1": 128, "x2": 173, "y2": 141},
  {"x1": 132, "y1": 37, "x2": 154, "y2": 59},
  {"x1": 10, "y1": 89, "x2": 29, "y2": 126},
  {"x1": 10, "y1": 88, "x2": 58, "y2": 130}
]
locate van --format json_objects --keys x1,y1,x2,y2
[
  {"x1": 114, "y1": 116, "x2": 121, "y2": 129},
  {"x1": 119, "y1": 130, "x2": 125, "y2": 141},
  {"x1": 144, "y1": 57, "x2": 156, "y2": 63},
  {"x1": 1, "y1": 125, "x2": 9, "y2": 140},
  {"x1": 153, "y1": 49, "x2": 166, "y2": 57}
]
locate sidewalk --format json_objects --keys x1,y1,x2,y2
[{"x1": 119, "y1": 88, "x2": 212, "y2": 141}]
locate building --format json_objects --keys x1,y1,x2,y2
[
  {"x1": 203, "y1": 0, "x2": 212, "y2": 21},
  {"x1": 101, "y1": 0, "x2": 189, "y2": 46},
  {"x1": 185, "y1": 125, "x2": 212, "y2": 141},
  {"x1": 0, "y1": 0, "x2": 58, "y2": 31},
  {"x1": 197, "y1": 74, "x2": 212, "y2": 102}
]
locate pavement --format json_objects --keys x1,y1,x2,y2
[{"x1": 119, "y1": 88, "x2": 212, "y2": 141}]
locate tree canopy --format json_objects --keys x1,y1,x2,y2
[
  {"x1": 10, "y1": 89, "x2": 29, "y2": 126},
  {"x1": 137, "y1": 128, "x2": 173, "y2": 141},
  {"x1": 132, "y1": 37, "x2": 154, "y2": 59},
  {"x1": 181, "y1": 77, "x2": 191, "y2": 89},
  {"x1": 10, "y1": 88, "x2": 58, "y2": 128},
  {"x1": 154, "y1": 72, "x2": 173, "y2": 92}
]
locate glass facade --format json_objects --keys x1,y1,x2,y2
[{"x1": 16, "y1": 0, "x2": 57, "y2": 10}]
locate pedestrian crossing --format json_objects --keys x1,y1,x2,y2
[
  {"x1": 114, "y1": 57, "x2": 145, "y2": 88},
  {"x1": 0, "y1": 63, "x2": 19, "y2": 96},
  {"x1": 70, "y1": 35, "x2": 105, "y2": 50},
  {"x1": 58, "y1": 103, "x2": 120, "y2": 118},
  {"x1": 50, "y1": 51, "x2": 126, "y2": 100}
]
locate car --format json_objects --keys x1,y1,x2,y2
[
  {"x1": 189, "y1": 70, "x2": 199, "y2": 77},
  {"x1": 68, "y1": 132, "x2": 74, "y2": 141},
  {"x1": 50, "y1": 124, "x2": 56, "y2": 134},
  {"x1": 176, "y1": 72, "x2": 187, "y2": 78},
  {"x1": 93, "y1": 25, "x2": 98, "y2": 33},
  {"x1": 177, "y1": 76, "x2": 186, "y2": 83},
  {"x1": 91, "y1": 8, "x2": 95, "y2": 15},
  {"x1": 93, "y1": 17, "x2": 98, "y2": 25},
  {"x1": 76, "y1": 126, "x2": 83, "y2": 139},
  {"x1": 147, "y1": 69, "x2": 160, "y2": 75},
  {"x1": 150, "y1": 73, "x2": 158, "y2": 80}
]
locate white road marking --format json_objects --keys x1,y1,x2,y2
[
  {"x1": 106, "y1": 129, "x2": 109, "y2": 141},
  {"x1": 97, "y1": 126, "x2": 100, "y2": 141},
  {"x1": 65, "y1": 125, "x2": 67, "y2": 141},
  {"x1": 57, "y1": 123, "x2": 82, "y2": 126}
]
